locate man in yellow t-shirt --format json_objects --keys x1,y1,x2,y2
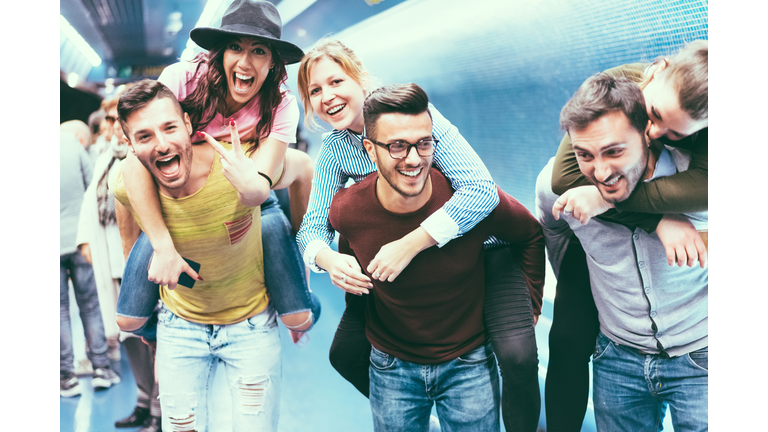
[{"x1": 112, "y1": 80, "x2": 280, "y2": 431}]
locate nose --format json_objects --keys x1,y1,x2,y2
[
  {"x1": 647, "y1": 122, "x2": 664, "y2": 140},
  {"x1": 593, "y1": 159, "x2": 612, "y2": 182},
  {"x1": 155, "y1": 132, "x2": 171, "y2": 154},
  {"x1": 236, "y1": 52, "x2": 250, "y2": 70},
  {"x1": 322, "y1": 87, "x2": 335, "y2": 104},
  {"x1": 404, "y1": 144, "x2": 422, "y2": 165}
]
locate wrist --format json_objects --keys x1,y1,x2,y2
[
  {"x1": 406, "y1": 226, "x2": 438, "y2": 253},
  {"x1": 314, "y1": 247, "x2": 336, "y2": 272}
]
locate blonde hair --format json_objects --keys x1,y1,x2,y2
[
  {"x1": 296, "y1": 38, "x2": 378, "y2": 130},
  {"x1": 639, "y1": 40, "x2": 708, "y2": 120}
]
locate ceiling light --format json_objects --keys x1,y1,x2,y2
[
  {"x1": 67, "y1": 72, "x2": 80, "y2": 88},
  {"x1": 60, "y1": 15, "x2": 102, "y2": 67}
]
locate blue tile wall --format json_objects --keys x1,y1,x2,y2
[{"x1": 290, "y1": 0, "x2": 708, "y2": 210}]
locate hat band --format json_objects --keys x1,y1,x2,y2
[{"x1": 219, "y1": 24, "x2": 280, "y2": 41}]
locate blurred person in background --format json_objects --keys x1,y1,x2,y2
[
  {"x1": 60, "y1": 124, "x2": 120, "y2": 397},
  {"x1": 87, "y1": 108, "x2": 109, "y2": 158}
]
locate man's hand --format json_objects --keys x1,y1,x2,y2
[
  {"x1": 533, "y1": 314, "x2": 539, "y2": 326},
  {"x1": 316, "y1": 248, "x2": 373, "y2": 295},
  {"x1": 367, "y1": 227, "x2": 437, "y2": 282},
  {"x1": 656, "y1": 214, "x2": 708, "y2": 268},
  {"x1": 199, "y1": 120, "x2": 270, "y2": 206},
  {"x1": 553, "y1": 185, "x2": 614, "y2": 225},
  {"x1": 78, "y1": 243, "x2": 92, "y2": 265},
  {"x1": 148, "y1": 247, "x2": 201, "y2": 290}
]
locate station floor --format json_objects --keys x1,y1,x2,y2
[{"x1": 61, "y1": 259, "x2": 675, "y2": 432}]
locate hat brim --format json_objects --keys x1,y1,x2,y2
[{"x1": 190, "y1": 27, "x2": 304, "y2": 65}]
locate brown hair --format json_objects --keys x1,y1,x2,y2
[
  {"x1": 117, "y1": 79, "x2": 184, "y2": 136},
  {"x1": 560, "y1": 74, "x2": 649, "y2": 137},
  {"x1": 296, "y1": 38, "x2": 377, "y2": 131},
  {"x1": 180, "y1": 37, "x2": 288, "y2": 155},
  {"x1": 659, "y1": 40, "x2": 708, "y2": 120},
  {"x1": 363, "y1": 83, "x2": 431, "y2": 141}
]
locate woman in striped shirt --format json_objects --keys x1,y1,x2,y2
[{"x1": 295, "y1": 38, "x2": 542, "y2": 432}]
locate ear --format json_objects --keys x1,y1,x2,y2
[
  {"x1": 124, "y1": 136, "x2": 136, "y2": 154},
  {"x1": 652, "y1": 58, "x2": 669, "y2": 78},
  {"x1": 363, "y1": 138, "x2": 377, "y2": 164},
  {"x1": 183, "y1": 112, "x2": 193, "y2": 136}
]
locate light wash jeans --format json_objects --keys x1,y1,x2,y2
[
  {"x1": 592, "y1": 331, "x2": 708, "y2": 432},
  {"x1": 156, "y1": 303, "x2": 281, "y2": 432},
  {"x1": 60, "y1": 251, "x2": 110, "y2": 372},
  {"x1": 369, "y1": 340, "x2": 500, "y2": 432},
  {"x1": 116, "y1": 191, "x2": 321, "y2": 340}
]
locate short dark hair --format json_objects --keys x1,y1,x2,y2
[
  {"x1": 118, "y1": 79, "x2": 184, "y2": 136},
  {"x1": 363, "y1": 83, "x2": 431, "y2": 140},
  {"x1": 560, "y1": 74, "x2": 648, "y2": 137}
]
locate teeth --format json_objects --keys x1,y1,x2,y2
[
  {"x1": 235, "y1": 73, "x2": 253, "y2": 80},
  {"x1": 327, "y1": 104, "x2": 345, "y2": 115},
  {"x1": 158, "y1": 156, "x2": 175, "y2": 162},
  {"x1": 604, "y1": 176, "x2": 620, "y2": 186},
  {"x1": 399, "y1": 167, "x2": 422, "y2": 177}
]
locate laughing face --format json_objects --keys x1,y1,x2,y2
[
  {"x1": 364, "y1": 111, "x2": 434, "y2": 210},
  {"x1": 307, "y1": 56, "x2": 367, "y2": 134},
  {"x1": 124, "y1": 97, "x2": 194, "y2": 196},
  {"x1": 222, "y1": 36, "x2": 274, "y2": 116},
  {"x1": 571, "y1": 110, "x2": 649, "y2": 204}
]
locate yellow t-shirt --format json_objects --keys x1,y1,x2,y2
[{"x1": 110, "y1": 143, "x2": 267, "y2": 324}]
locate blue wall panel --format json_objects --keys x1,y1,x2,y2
[{"x1": 292, "y1": 0, "x2": 708, "y2": 210}]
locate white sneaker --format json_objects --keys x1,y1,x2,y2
[
  {"x1": 92, "y1": 367, "x2": 121, "y2": 389},
  {"x1": 428, "y1": 414, "x2": 441, "y2": 432}
]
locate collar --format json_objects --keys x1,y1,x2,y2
[{"x1": 645, "y1": 145, "x2": 676, "y2": 182}]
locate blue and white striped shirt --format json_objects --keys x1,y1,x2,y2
[{"x1": 296, "y1": 103, "x2": 502, "y2": 272}]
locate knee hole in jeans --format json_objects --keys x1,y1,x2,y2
[
  {"x1": 237, "y1": 375, "x2": 270, "y2": 415},
  {"x1": 281, "y1": 310, "x2": 313, "y2": 331},
  {"x1": 116, "y1": 316, "x2": 149, "y2": 332},
  {"x1": 160, "y1": 392, "x2": 197, "y2": 432}
]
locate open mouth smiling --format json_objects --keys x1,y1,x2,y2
[
  {"x1": 234, "y1": 73, "x2": 254, "y2": 93},
  {"x1": 156, "y1": 155, "x2": 181, "y2": 177},
  {"x1": 326, "y1": 104, "x2": 346, "y2": 116}
]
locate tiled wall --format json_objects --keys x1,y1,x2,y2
[{"x1": 291, "y1": 0, "x2": 708, "y2": 210}]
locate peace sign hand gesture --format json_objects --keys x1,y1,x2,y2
[{"x1": 197, "y1": 120, "x2": 271, "y2": 206}]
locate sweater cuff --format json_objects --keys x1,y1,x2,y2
[
  {"x1": 304, "y1": 240, "x2": 331, "y2": 273},
  {"x1": 420, "y1": 209, "x2": 459, "y2": 248}
]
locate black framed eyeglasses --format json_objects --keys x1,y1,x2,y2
[{"x1": 365, "y1": 136, "x2": 438, "y2": 159}]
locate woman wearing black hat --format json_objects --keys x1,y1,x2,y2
[{"x1": 115, "y1": 0, "x2": 319, "y2": 346}]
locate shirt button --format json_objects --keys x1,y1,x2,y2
[
  {"x1": 644, "y1": 287, "x2": 651, "y2": 294},
  {"x1": 633, "y1": 233, "x2": 639, "y2": 240},
  {"x1": 639, "y1": 261, "x2": 645, "y2": 268},
  {"x1": 656, "y1": 331, "x2": 663, "y2": 337},
  {"x1": 650, "y1": 311, "x2": 657, "y2": 318}
]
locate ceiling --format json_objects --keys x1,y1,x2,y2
[{"x1": 60, "y1": 0, "x2": 409, "y2": 88}]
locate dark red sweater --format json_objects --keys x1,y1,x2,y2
[{"x1": 330, "y1": 168, "x2": 545, "y2": 364}]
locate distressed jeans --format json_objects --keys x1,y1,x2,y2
[
  {"x1": 156, "y1": 303, "x2": 281, "y2": 432},
  {"x1": 369, "y1": 340, "x2": 500, "y2": 432},
  {"x1": 592, "y1": 331, "x2": 708, "y2": 432}
]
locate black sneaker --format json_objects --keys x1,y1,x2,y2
[
  {"x1": 60, "y1": 371, "x2": 82, "y2": 397},
  {"x1": 138, "y1": 416, "x2": 162, "y2": 432},
  {"x1": 115, "y1": 405, "x2": 150, "y2": 428},
  {"x1": 92, "y1": 367, "x2": 121, "y2": 390}
]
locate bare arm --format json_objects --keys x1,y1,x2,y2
[
  {"x1": 116, "y1": 199, "x2": 142, "y2": 262},
  {"x1": 121, "y1": 152, "x2": 198, "y2": 288}
]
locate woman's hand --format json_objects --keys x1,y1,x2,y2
[
  {"x1": 552, "y1": 185, "x2": 614, "y2": 225},
  {"x1": 199, "y1": 120, "x2": 270, "y2": 207},
  {"x1": 367, "y1": 227, "x2": 437, "y2": 282},
  {"x1": 656, "y1": 214, "x2": 708, "y2": 268},
  {"x1": 316, "y1": 248, "x2": 373, "y2": 295}
]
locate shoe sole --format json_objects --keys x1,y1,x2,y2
[{"x1": 60, "y1": 385, "x2": 82, "y2": 397}]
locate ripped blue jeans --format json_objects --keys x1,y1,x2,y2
[
  {"x1": 116, "y1": 192, "x2": 321, "y2": 340},
  {"x1": 156, "y1": 302, "x2": 281, "y2": 432}
]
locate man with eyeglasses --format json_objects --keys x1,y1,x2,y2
[{"x1": 327, "y1": 83, "x2": 545, "y2": 431}]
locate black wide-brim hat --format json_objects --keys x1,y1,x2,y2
[{"x1": 190, "y1": 0, "x2": 304, "y2": 65}]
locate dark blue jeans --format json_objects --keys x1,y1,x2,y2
[
  {"x1": 116, "y1": 191, "x2": 321, "y2": 340},
  {"x1": 329, "y1": 246, "x2": 540, "y2": 432},
  {"x1": 60, "y1": 251, "x2": 110, "y2": 372}
]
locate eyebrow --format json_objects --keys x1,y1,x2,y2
[
  {"x1": 388, "y1": 135, "x2": 433, "y2": 144},
  {"x1": 572, "y1": 142, "x2": 626, "y2": 153},
  {"x1": 132, "y1": 120, "x2": 177, "y2": 138}
]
